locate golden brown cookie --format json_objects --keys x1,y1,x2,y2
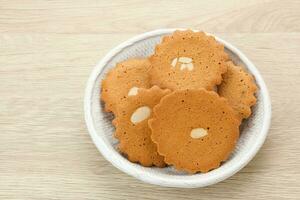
[
  {"x1": 218, "y1": 61, "x2": 257, "y2": 120},
  {"x1": 149, "y1": 89, "x2": 240, "y2": 173},
  {"x1": 101, "y1": 58, "x2": 151, "y2": 113},
  {"x1": 149, "y1": 30, "x2": 228, "y2": 91},
  {"x1": 113, "y1": 86, "x2": 171, "y2": 167}
]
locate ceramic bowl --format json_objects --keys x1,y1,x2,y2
[{"x1": 84, "y1": 29, "x2": 271, "y2": 188}]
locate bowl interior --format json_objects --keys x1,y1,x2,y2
[{"x1": 87, "y1": 30, "x2": 268, "y2": 187}]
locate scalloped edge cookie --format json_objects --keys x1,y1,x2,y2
[
  {"x1": 149, "y1": 30, "x2": 228, "y2": 91},
  {"x1": 113, "y1": 86, "x2": 171, "y2": 167},
  {"x1": 218, "y1": 61, "x2": 257, "y2": 120},
  {"x1": 101, "y1": 58, "x2": 151, "y2": 114},
  {"x1": 149, "y1": 89, "x2": 240, "y2": 173}
]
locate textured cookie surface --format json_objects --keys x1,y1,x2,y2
[
  {"x1": 113, "y1": 86, "x2": 171, "y2": 167},
  {"x1": 149, "y1": 30, "x2": 228, "y2": 90},
  {"x1": 149, "y1": 89, "x2": 240, "y2": 173},
  {"x1": 101, "y1": 58, "x2": 151, "y2": 113},
  {"x1": 218, "y1": 61, "x2": 257, "y2": 120}
]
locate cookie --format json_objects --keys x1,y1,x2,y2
[
  {"x1": 149, "y1": 30, "x2": 228, "y2": 91},
  {"x1": 101, "y1": 58, "x2": 151, "y2": 113},
  {"x1": 218, "y1": 61, "x2": 257, "y2": 120},
  {"x1": 149, "y1": 89, "x2": 240, "y2": 173},
  {"x1": 113, "y1": 86, "x2": 171, "y2": 167}
]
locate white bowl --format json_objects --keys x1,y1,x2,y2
[{"x1": 84, "y1": 29, "x2": 271, "y2": 188}]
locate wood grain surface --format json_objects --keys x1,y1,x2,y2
[{"x1": 1, "y1": 0, "x2": 300, "y2": 199}]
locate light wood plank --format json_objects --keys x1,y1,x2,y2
[{"x1": 0, "y1": 0, "x2": 300, "y2": 199}]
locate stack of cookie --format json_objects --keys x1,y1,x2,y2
[{"x1": 101, "y1": 30, "x2": 257, "y2": 173}]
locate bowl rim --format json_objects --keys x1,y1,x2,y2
[{"x1": 84, "y1": 29, "x2": 272, "y2": 188}]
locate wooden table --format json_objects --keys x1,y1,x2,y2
[{"x1": 1, "y1": 1, "x2": 300, "y2": 199}]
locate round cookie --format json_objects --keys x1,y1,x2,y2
[
  {"x1": 113, "y1": 86, "x2": 171, "y2": 167},
  {"x1": 101, "y1": 58, "x2": 151, "y2": 113},
  {"x1": 218, "y1": 61, "x2": 257, "y2": 120},
  {"x1": 149, "y1": 89, "x2": 240, "y2": 173},
  {"x1": 149, "y1": 30, "x2": 228, "y2": 91}
]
